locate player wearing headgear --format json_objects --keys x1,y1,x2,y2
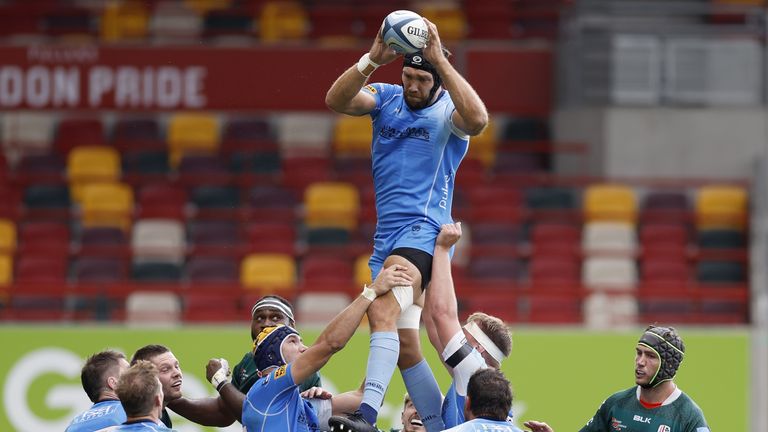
[
  {"x1": 523, "y1": 325, "x2": 710, "y2": 432},
  {"x1": 112, "y1": 360, "x2": 173, "y2": 431},
  {"x1": 425, "y1": 223, "x2": 514, "y2": 428},
  {"x1": 443, "y1": 369, "x2": 521, "y2": 432},
  {"x1": 66, "y1": 350, "x2": 129, "y2": 432},
  {"x1": 234, "y1": 265, "x2": 412, "y2": 431},
  {"x1": 326, "y1": 16, "x2": 488, "y2": 432},
  {"x1": 167, "y1": 295, "x2": 322, "y2": 426}
]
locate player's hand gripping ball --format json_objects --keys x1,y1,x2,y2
[{"x1": 381, "y1": 10, "x2": 428, "y2": 54}]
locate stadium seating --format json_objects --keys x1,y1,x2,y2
[
  {"x1": 67, "y1": 146, "x2": 121, "y2": 203},
  {"x1": 240, "y1": 253, "x2": 296, "y2": 295},
  {"x1": 258, "y1": 1, "x2": 309, "y2": 41},
  {"x1": 167, "y1": 113, "x2": 220, "y2": 167},
  {"x1": 80, "y1": 182, "x2": 134, "y2": 231},
  {"x1": 333, "y1": 116, "x2": 373, "y2": 157},
  {"x1": 132, "y1": 219, "x2": 187, "y2": 264},
  {"x1": 304, "y1": 181, "x2": 360, "y2": 231},
  {"x1": 695, "y1": 184, "x2": 748, "y2": 229},
  {"x1": 583, "y1": 183, "x2": 638, "y2": 223}
]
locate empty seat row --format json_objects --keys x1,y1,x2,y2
[{"x1": 0, "y1": 0, "x2": 567, "y2": 43}]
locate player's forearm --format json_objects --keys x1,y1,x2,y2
[
  {"x1": 316, "y1": 294, "x2": 372, "y2": 354},
  {"x1": 166, "y1": 396, "x2": 235, "y2": 427},
  {"x1": 427, "y1": 246, "x2": 459, "y2": 334},
  {"x1": 218, "y1": 383, "x2": 245, "y2": 422},
  {"x1": 436, "y1": 63, "x2": 488, "y2": 135},
  {"x1": 325, "y1": 65, "x2": 369, "y2": 114}
]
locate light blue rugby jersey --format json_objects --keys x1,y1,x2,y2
[
  {"x1": 443, "y1": 417, "x2": 523, "y2": 432},
  {"x1": 112, "y1": 419, "x2": 174, "y2": 431},
  {"x1": 363, "y1": 83, "x2": 469, "y2": 236},
  {"x1": 65, "y1": 399, "x2": 127, "y2": 432},
  {"x1": 242, "y1": 363, "x2": 320, "y2": 432}
]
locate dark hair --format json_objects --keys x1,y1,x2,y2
[
  {"x1": 80, "y1": 350, "x2": 126, "y2": 403},
  {"x1": 130, "y1": 344, "x2": 170, "y2": 365},
  {"x1": 116, "y1": 360, "x2": 161, "y2": 417},
  {"x1": 256, "y1": 294, "x2": 295, "y2": 324},
  {"x1": 466, "y1": 368, "x2": 512, "y2": 421}
]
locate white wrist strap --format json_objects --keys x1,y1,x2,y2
[
  {"x1": 361, "y1": 284, "x2": 376, "y2": 301},
  {"x1": 357, "y1": 53, "x2": 379, "y2": 77}
]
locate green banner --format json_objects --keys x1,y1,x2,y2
[{"x1": 0, "y1": 325, "x2": 747, "y2": 431}]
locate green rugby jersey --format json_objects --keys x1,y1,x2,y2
[
  {"x1": 579, "y1": 386, "x2": 709, "y2": 432},
  {"x1": 231, "y1": 351, "x2": 321, "y2": 394}
]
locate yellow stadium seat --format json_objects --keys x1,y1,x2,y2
[
  {"x1": 0, "y1": 254, "x2": 12, "y2": 287},
  {"x1": 259, "y1": 1, "x2": 309, "y2": 42},
  {"x1": 241, "y1": 253, "x2": 297, "y2": 294},
  {"x1": 67, "y1": 145, "x2": 121, "y2": 203},
  {"x1": 333, "y1": 116, "x2": 372, "y2": 157},
  {"x1": 304, "y1": 182, "x2": 360, "y2": 230},
  {"x1": 583, "y1": 183, "x2": 638, "y2": 223},
  {"x1": 167, "y1": 113, "x2": 220, "y2": 167},
  {"x1": 696, "y1": 185, "x2": 748, "y2": 229},
  {"x1": 354, "y1": 254, "x2": 372, "y2": 286},
  {"x1": 466, "y1": 116, "x2": 496, "y2": 168},
  {"x1": 81, "y1": 183, "x2": 134, "y2": 231},
  {"x1": 184, "y1": 0, "x2": 232, "y2": 14},
  {"x1": 100, "y1": 2, "x2": 149, "y2": 41},
  {"x1": 0, "y1": 220, "x2": 16, "y2": 255},
  {"x1": 418, "y1": 5, "x2": 466, "y2": 42}
]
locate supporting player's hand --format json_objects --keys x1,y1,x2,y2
[
  {"x1": 300, "y1": 386, "x2": 333, "y2": 400},
  {"x1": 524, "y1": 420, "x2": 554, "y2": 432},
  {"x1": 369, "y1": 25, "x2": 399, "y2": 66},
  {"x1": 371, "y1": 264, "x2": 414, "y2": 296},
  {"x1": 436, "y1": 222, "x2": 462, "y2": 249},
  {"x1": 421, "y1": 18, "x2": 446, "y2": 68},
  {"x1": 206, "y1": 358, "x2": 231, "y2": 390}
]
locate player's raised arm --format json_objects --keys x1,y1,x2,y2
[
  {"x1": 289, "y1": 264, "x2": 413, "y2": 385},
  {"x1": 421, "y1": 18, "x2": 488, "y2": 136},
  {"x1": 426, "y1": 223, "x2": 463, "y2": 354},
  {"x1": 325, "y1": 29, "x2": 398, "y2": 116}
]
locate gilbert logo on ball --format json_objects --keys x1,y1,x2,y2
[{"x1": 381, "y1": 10, "x2": 428, "y2": 54}]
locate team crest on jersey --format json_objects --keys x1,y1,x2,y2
[
  {"x1": 364, "y1": 85, "x2": 377, "y2": 94},
  {"x1": 611, "y1": 417, "x2": 627, "y2": 430},
  {"x1": 657, "y1": 426, "x2": 671, "y2": 432},
  {"x1": 274, "y1": 365, "x2": 287, "y2": 379}
]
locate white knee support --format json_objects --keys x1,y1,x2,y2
[
  {"x1": 391, "y1": 285, "x2": 414, "y2": 313},
  {"x1": 397, "y1": 303, "x2": 423, "y2": 329}
]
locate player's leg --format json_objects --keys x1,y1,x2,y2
[
  {"x1": 398, "y1": 300, "x2": 445, "y2": 432},
  {"x1": 330, "y1": 254, "x2": 422, "y2": 432}
]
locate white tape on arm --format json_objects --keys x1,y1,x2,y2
[{"x1": 357, "y1": 53, "x2": 380, "y2": 77}]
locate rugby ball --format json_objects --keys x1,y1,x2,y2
[{"x1": 380, "y1": 10, "x2": 428, "y2": 54}]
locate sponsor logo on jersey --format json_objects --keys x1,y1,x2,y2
[
  {"x1": 611, "y1": 417, "x2": 627, "y2": 430},
  {"x1": 696, "y1": 428, "x2": 710, "y2": 432},
  {"x1": 657, "y1": 426, "x2": 671, "y2": 432},
  {"x1": 379, "y1": 125, "x2": 430, "y2": 142},
  {"x1": 633, "y1": 415, "x2": 652, "y2": 424},
  {"x1": 364, "y1": 85, "x2": 377, "y2": 94},
  {"x1": 274, "y1": 365, "x2": 287, "y2": 379}
]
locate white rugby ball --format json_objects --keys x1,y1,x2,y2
[{"x1": 380, "y1": 10, "x2": 428, "y2": 54}]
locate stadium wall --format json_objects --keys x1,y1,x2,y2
[
  {"x1": 0, "y1": 326, "x2": 748, "y2": 432},
  {"x1": 554, "y1": 107, "x2": 766, "y2": 179}
]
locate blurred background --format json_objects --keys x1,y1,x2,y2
[{"x1": 0, "y1": 0, "x2": 763, "y2": 430}]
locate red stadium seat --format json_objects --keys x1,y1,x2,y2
[{"x1": 54, "y1": 118, "x2": 106, "y2": 156}]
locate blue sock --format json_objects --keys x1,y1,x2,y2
[
  {"x1": 402, "y1": 359, "x2": 445, "y2": 432},
  {"x1": 360, "y1": 332, "x2": 399, "y2": 424}
]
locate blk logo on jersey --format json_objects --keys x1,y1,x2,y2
[{"x1": 633, "y1": 415, "x2": 652, "y2": 424}]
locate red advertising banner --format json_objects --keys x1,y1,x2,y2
[{"x1": 0, "y1": 45, "x2": 551, "y2": 114}]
